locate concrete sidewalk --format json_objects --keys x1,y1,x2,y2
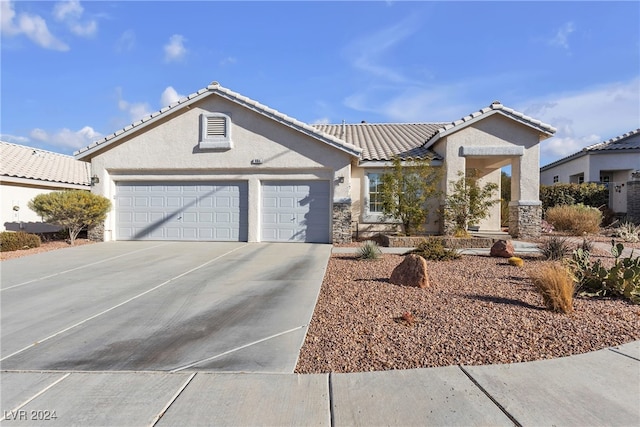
[{"x1": 1, "y1": 341, "x2": 638, "y2": 426}]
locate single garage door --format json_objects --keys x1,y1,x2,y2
[
  {"x1": 262, "y1": 181, "x2": 330, "y2": 243},
  {"x1": 116, "y1": 181, "x2": 248, "y2": 241}
]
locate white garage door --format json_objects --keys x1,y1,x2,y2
[
  {"x1": 116, "y1": 182, "x2": 248, "y2": 241},
  {"x1": 262, "y1": 181, "x2": 330, "y2": 243}
]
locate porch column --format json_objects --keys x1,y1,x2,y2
[{"x1": 509, "y1": 155, "x2": 542, "y2": 238}]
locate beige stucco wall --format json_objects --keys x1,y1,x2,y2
[
  {"x1": 432, "y1": 114, "x2": 543, "y2": 232},
  {"x1": 350, "y1": 164, "x2": 441, "y2": 238},
  {"x1": 0, "y1": 181, "x2": 87, "y2": 233},
  {"x1": 88, "y1": 95, "x2": 353, "y2": 242}
]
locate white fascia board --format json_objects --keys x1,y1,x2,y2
[
  {"x1": 359, "y1": 159, "x2": 443, "y2": 168},
  {"x1": 460, "y1": 146, "x2": 524, "y2": 157},
  {"x1": 0, "y1": 176, "x2": 90, "y2": 190}
]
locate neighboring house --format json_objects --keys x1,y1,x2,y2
[
  {"x1": 74, "y1": 82, "x2": 555, "y2": 243},
  {"x1": 540, "y1": 129, "x2": 640, "y2": 215},
  {"x1": 0, "y1": 141, "x2": 91, "y2": 233}
]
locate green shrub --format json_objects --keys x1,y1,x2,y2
[
  {"x1": 0, "y1": 231, "x2": 42, "y2": 252},
  {"x1": 407, "y1": 238, "x2": 460, "y2": 261},
  {"x1": 569, "y1": 243, "x2": 640, "y2": 304},
  {"x1": 545, "y1": 204, "x2": 602, "y2": 235},
  {"x1": 540, "y1": 182, "x2": 608, "y2": 211},
  {"x1": 530, "y1": 262, "x2": 575, "y2": 314},
  {"x1": 539, "y1": 236, "x2": 572, "y2": 261},
  {"x1": 358, "y1": 240, "x2": 382, "y2": 260}
]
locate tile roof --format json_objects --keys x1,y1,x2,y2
[
  {"x1": 75, "y1": 82, "x2": 362, "y2": 159},
  {"x1": 0, "y1": 141, "x2": 90, "y2": 186},
  {"x1": 540, "y1": 128, "x2": 640, "y2": 171},
  {"x1": 313, "y1": 123, "x2": 446, "y2": 161}
]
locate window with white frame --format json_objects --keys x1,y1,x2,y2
[
  {"x1": 368, "y1": 173, "x2": 384, "y2": 213},
  {"x1": 553, "y1": 175, "x2": 559, "y2": 183},
  {"x1": 199, "y1": 113, "x2": 233, "y2": 150}
]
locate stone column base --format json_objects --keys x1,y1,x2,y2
[
  {"x1": 332, "y1": 201, "x2": 352, "y2": 244},
  {"x1": 509, "y1": 201, "x2": 541, "y2": 239},
  {"x1": 88, "y1": 222, "x2": 105, "y2": 242}
]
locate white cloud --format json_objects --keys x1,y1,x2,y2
[
  {"x1": 0, "y1": 134, "x2": 30, "y2": 144},
  {"x1": 116, "y1": 87, "x2": 151, "y2": 123},
  {"x1": 521, "y1": 77, "x2": 640, "y2": 163},
  {"x1": 116, "y1": 30, "x2": 135, "y2": 52},
  {"x1": 344, "y1": 17, "x2": 421, "y2": 84},
  {"x1": 220, "y1": 56, "x2": 237, "y2": 66},
  {"x1": 53, "y1": 0, "x2": 83, "y2": 21},
  {"x1": 29, "y1": 126, "x2": 102, "y2": 150},
  {"x1": 164, "y1": 34, "x2": 187, "y2": 63},
  {"x1": 312, "y1": 117, "x2": 331, "y2": 125},
  {"x1": 548, "y1": 21, "x2": 575, "y2": 50},
  {"x1": 1, "y1": 1, "x2": 70, "y2": 51},
  {"x1": 53, "y1": 0, "x2": 97, "y2": 37},
  {"x1": 160, "y1": 86, "x2": 184, "y2": 107}
]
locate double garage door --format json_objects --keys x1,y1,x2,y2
[{"x1": 115, "y1": 181, "x2": 330, "y2": 243}]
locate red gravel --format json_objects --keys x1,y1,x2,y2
[{"x1": 295, "y1": 253, "x2": 640, "y2": 373}]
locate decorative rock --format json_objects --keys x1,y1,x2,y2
[
  {"x1": 490, "y1": 239, "x2": 515, "y2": 258},
  {"x1": 390, "y1": 254, "x2": 430, "y2": 288}
]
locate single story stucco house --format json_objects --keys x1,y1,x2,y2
[
  {"x1": 1, "y1": 141, "x2": 91, "y2": 233},
  {"x1": 540, "y1": 129, "x2": 640, "y2": 216},
  {"x1": 74, "y1": 82, "x2": 555, "y2": 244}
]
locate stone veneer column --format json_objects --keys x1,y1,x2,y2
[
  {"x1": 332, "y1": 201, "x2": 352, "y2": 244},
  {"x1": 88, "y1": 222, "x2": 105, "y2": 242},
  {"x1": 508, "y1": 201, "x2": 541, "y2": 239},
  {"x1": 627, "y1": 180, "x2": 640, "y2": 224}
]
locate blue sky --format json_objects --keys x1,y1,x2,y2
[{"x1": 2, "y1": 0, "x2": 639, "y2": 168}]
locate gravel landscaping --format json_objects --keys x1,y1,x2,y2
[{"x1": 295, "y1": 252, "x2": 639, "y2": 374}]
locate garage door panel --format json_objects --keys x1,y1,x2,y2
[
  {"x1": 261, "y1": 181, "x2": 330, "y2": 243},
  {"x1": 116, "y1": 181, "x2": 247, "y2": 241}
]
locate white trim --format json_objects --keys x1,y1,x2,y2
[
  {"x1": 460, "y1": 146, "x2": 524, "y2": 157},
  {"x1": 0, "y1": 176, "x2": 90, "y2": 190}
]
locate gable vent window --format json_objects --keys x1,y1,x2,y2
[{"x1": 200, "y1": 113, "x2": 233, "y2": 150}]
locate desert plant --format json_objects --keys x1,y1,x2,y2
[
  {"x1": 358, "y1": 240, "x2": 382, "y2": 260},
  {"x1": 613, "y1": 222, "x2": 640, "y2": 243},
  {"x1": 578, "y1": 238, "x2": 594, "y2": 253},
  {"x1": 29, "y1": 190, "x2": 111, "y2": 245},
  {"x1": 545, "y1": 204, "x2": 602, "y2": 235},
  {"x1": 407, "y1": 238, "x2": 460, "y2": 261},
  {"x1": 508, "y1": 256, "x2": 524, "y2": 267},
  {"x1": 539, "y1": 236, "x2": 572, "y2": 261},
  {"x1": 569, "y1": 243, "x2": 640, "y2": 304},
  {"x1": 529, "y1": 263, "x2": 575, "y2": 314},
  {"x1": 540, "y1": 219, "x2": 555, "y2": 234},
  {"x1": 378, "y1": 156, "x2": 442, "y2": 236},
  {"x1": 443, "y1": 169, "x2": 499, "y2": 237},
  {"x1": 0, "y1": 231, "x2": 42, "y2": 252}
]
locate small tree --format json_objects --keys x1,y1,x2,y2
[
  {"x1": 379, "y1": 156, "x2": 442, "y2": 236},
  {"x1": 29, "y1": 190, "x2": 111, "y2": 245},
  {"x1": 444, "y1": 170, "x2": 499, "y2": 237}
]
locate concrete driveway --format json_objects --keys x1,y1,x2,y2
[{"x1": 0, "y1": 242, "x2": 331, "y2": 373}]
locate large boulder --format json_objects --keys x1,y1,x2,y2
[
  {"x1": 490, "y1": 239, "x2": 515, "y2": 258},
  {"x1": 390, "y1": 254, "x2": 430, "y2": 288}
]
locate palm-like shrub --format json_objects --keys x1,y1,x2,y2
[{"x1": 358, "y1": 240, "x2": 382, "y2": 260}]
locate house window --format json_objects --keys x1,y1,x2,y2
[
  {"x1": 578, "y1": 175, "x2": 584, "y2": 184},
  {"x1": 199, "y1": 113, "x2": 232, "y2": 150},
  {"x1": 553, "y1": 176, "x2": 559, "y2": 183},
  {"x1": 368, "y1": 173, "x2": 383, "y2": 213}
]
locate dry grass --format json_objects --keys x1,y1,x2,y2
[
  {"x1": 530, "y1": 263, "x2": 576, "y2": 314},
  {"x1": 546, "y1": 205, "x2": 602, "y2": 235}
]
